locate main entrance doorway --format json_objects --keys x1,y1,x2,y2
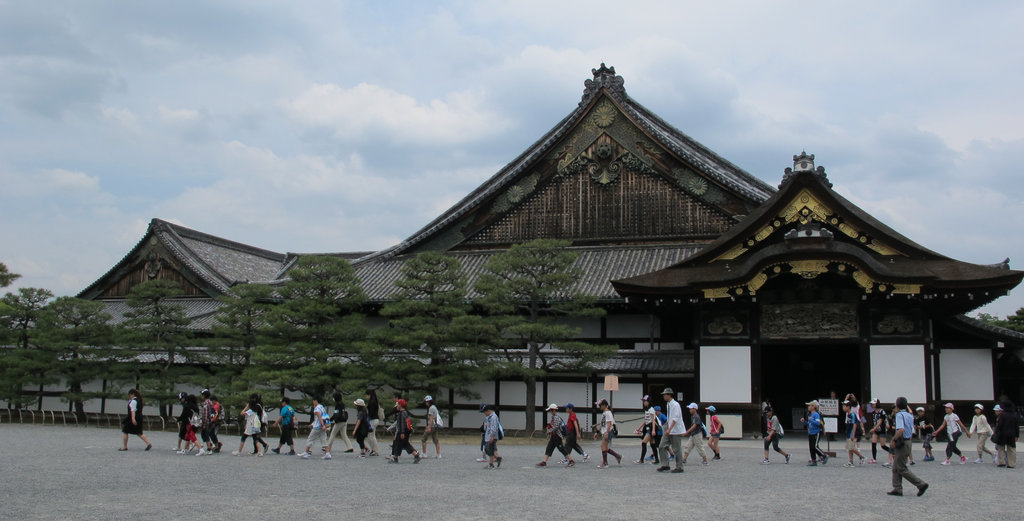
[{"x1": 760, "y1": 344, "x2": 860, "y2": 432}]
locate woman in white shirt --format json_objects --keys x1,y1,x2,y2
[
  {"x1": 593, "y1": 399, "x2": 622, "y2": 468},
  {"x1": 933, "y1": 402, "x2": 969, "y2": 465},
  {"x1": 968, "y1": 404, "x2": 995, "y2": 464}
]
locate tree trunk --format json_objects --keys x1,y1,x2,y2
[{"x1": 524, "y1": 373, "x2": 537, "y2": 433}]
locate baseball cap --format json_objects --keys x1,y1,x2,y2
[
  {"x1": 805, "y1": 400, "x2": 819, "y2": 407},
  {"x1": 843, "y1": 400, "x2": 852, "y2": 406},
  {"x1": 642, "y1": 394, "x2": 650, "y2": 402},
  {"x1": 943, "y1": 402, "x2": 954, "y2": 409},
  {"x1": 396, "y1": 399, "x2": 407, "y2": 408},
  {"x1": 994, "y1": 404, "x2": 1003, "y2": 411},
  {"x1": 565, "y1": 403, "x2": 575, "y2": 410},
  {"x1": 654, "y1": 406, "x2": 662, "y2": 411},
  {"x1": 870, "y1": 398, "x2": 880, "y2": 405},
  {"x1": 177, "y1": 392, "x2": 187, "y2": 400},
  {"x1": 595, "y1": 398, "x2": 609, "y2": 407},
  {"x1": 974, "y1": 403, "x2": 984, "y2": 410},
  {"x1": 545, "y1": 403, "x2": 559, "y2": 411},
  {"x1": 687, "y1": 402, "x2": 698, "y2": 409},
  {"x1": 706, "y1": 405, "x2": 717, "y2": 413},
  {"x1": 478, "y1": 403, "x2": 488, "y2": 412},
  {"x1": 661, "y1": 387, "x2": 674, "y2": 395},
  {"x1": 424, "y1": 395, "x2": 433, "y2": 403},
  {"x1": 915, "y1": 407, "x2": 924, "y2": 412}
]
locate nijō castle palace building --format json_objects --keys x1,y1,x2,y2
[{"x1": 72, "y1": 65, "x2": 1024, "y2": 432}]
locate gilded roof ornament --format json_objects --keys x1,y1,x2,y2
[{"x1": 780, "y1": 151, "x2": 832, "y2": 188}]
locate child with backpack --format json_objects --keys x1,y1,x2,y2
[
  {"x1": 536, "y1": 403, "x2": 570, "y2": 467},
  {"x1": 298, "y1": 395, "x2": 332, "y2": 460},
  {"x1": 706, "y1": 405, "x2": 723, "y2": 461},
  {"x1": 232, "y1": 398, "x2": 265, "y2": 457},
  {"x1": 762, "y1": 406, "x2": 791, "y2": 464},
  {"x1": 389, "y1": 399, "x2": 422, "y2": 463}
]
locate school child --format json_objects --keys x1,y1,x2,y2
[
  {"x1": 652, "y1": 405, "x2": 666, "y2": 463},
  {"x1": 594, "y1": 399, "x2": 622, "y2": 468},
  {"x1": 914, "y1": 407, "x2": 935, "y2": 461},
  {"x1": 968, "y1": 403, "x2": 995, "y2": 463},
  {"x1": 561, "y1": 403, "x2": 587, "y2": 465},
  {"x1": 481, "y1": 403, "x2": 502, "y2": 469},
  {"x1": 801, "y1": 400, "x2": 827, "y2": 466},
  {"x1": 706, "y1": 405, "x2": 723, "y2": 461},
  {"x1": 842, "y1": 400, "x2": 866, "y2": 467},
  {"x1": 271, "y1": 396, "x2": 296, "y2": 455},
  {"x1": 389, "y1": 399, "x2": 422, "y2": 463},
  {"x1": 352, "y1": 398, "x2": 370, "y2": 457},
  {"x1": 933, "y1": 402, "x2": 968, "y2": 465},
  {"x1": 232, "y1": 399, "x2": 265, "y2": 456},
  {"x1": 298, "y1": 395, "x2": 332, "y2": 460},
  {"x1": 868, "y1": 398, "x2": 889, "y2": 464},
  {"x1": 680, "y1": 402, "x2": 709, "y2": 466},
  {"x1": 762, "y1": 406, "x2": 791, "y2": 464},
  {"x1": 536, "y1": 403, "x2": 571, "y2": 467},
  {"x1": 634, "y1": 396, "x2": 657, "y2": 464}
]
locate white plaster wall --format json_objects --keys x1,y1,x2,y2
[
  {"x1": 699, "y1": 346, "x2": 751, "y2": 403},
  {"x1": 940, "y1": 349, "x2": 993, "y2": 400},
  {"x1": 869, "y1": 345, "x2": 927, "y2": 404}
]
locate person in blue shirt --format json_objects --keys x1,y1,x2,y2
[
  {"x1": 842, "y1": 401, "x2": 866, "y2": 467},
  {"x1": 801, "y1": 400, "x2": 828, "y2": 466},
  {"x1": 271, "y1": 396, "x2": 296, "y2": 455},
  {"x1": 887, "y1": 397, "x2": 928, "y2": 497}
]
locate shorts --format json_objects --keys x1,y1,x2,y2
[
  {"x1": 484, "y1": 440, "x2": 498, "y2": 457},
  {"x1": 845, "y1": 438, "x2": 857, "y2": 451},
  {"x1": 710, "y1": 433, "x2": 721, "y2": 439},
  {"x1": 422, "y1": 428, "x2": 438, "y2": 444}
]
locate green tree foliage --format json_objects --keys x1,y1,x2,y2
[
  {"x1": 0, "y1": 287, "x2": 55, "y2": 408},
  {"x1": 366, "y1": 252, "x2": 483, "y2": 403},
  {"x1": 118, "y1": 279, "x2": 193, "y2": 416},
  {"x1": 975, "y1": 308, "x2": 1024, "y2": 333},
  {"x1": 0, "y1": 262, "x2": 20, "y2": 288},
  {"x1": 247, "y1": 256, "x2": 366, "y2": 404},
  {"x1": 36, "y1": 298, "x2": 114, "y2": 417},
  {"x1": 207, "y1": 283, "x2": 274, "y2": 404},
  {"x1": 473, "y1": 239, "x2": 612, "y2": 432}
]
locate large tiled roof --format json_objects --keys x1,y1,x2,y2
[
  {"x1": 362, "y1": 64, "x2": 774, "y2": 262},
  {"x1": 355, "y1": 244, "x2": 701, "y2": 302}
]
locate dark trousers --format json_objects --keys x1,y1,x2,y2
[
  {"x1": 808, "y1": 432, "x2": 825, "y2": 461},
  {"x1": 545, "y1": 435, "x2": 568, "y2": 458},
  {"x1": 564, "y1": 432, "x2": 584, "y2": 456},
  {"x1": 392, "y1": 435, "x2": 416, "y2": 457},
  {"x1": 278, "y1": 424, "x2": 294, "y2": 446},
  {"x1": 946, "y1": 431, "x2": 963, "y2": 458}
]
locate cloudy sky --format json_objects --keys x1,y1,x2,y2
[{"x1": 2, "y1": 1, "x2": 1023, "y2": 317}]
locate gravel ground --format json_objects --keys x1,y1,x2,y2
[{"x1": 1, "y1": 424, "x2": 1018, "y2": 520}]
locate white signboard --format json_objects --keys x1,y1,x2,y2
[
  {"x1": 823, "y1": 417, "x2": 839, "y2": 434},
  {"x1": 818, "y1": 399, "x2": 840, "y2": 416}
]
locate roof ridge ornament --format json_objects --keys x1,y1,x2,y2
[
  {"x1": 780, "y1": 151, "x2": 831, "y2": 188},
  {"x1": 582, "y1": 63, "x2": 626, "y2": 105}
]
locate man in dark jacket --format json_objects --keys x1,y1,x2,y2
[{"x1": 993, "y1": 401, "x2": 1019, "y2": 468}]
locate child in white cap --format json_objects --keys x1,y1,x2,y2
[{"x1": 968, "y1": 403, "x2": 995, "y2": 463}]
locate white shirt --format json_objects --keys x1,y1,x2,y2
[
  {"x1": 665, "y1": 399, "x2": 686, "y2": 435},
  {"x1": 312, "y1": 403, "x2": 330, "y2": 430},
  {"x1": 945, "y1": 413, "x2": 962, "y2": 435},
  {"x1": 600, "y1": 410, "x2": 615, "y2": 435},
  {"x1": 969, "y1": 414, "x2": 992, "y2": 435}
]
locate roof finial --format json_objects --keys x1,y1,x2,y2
[
  {"x1": 582, "y1": 63, "x2": 626, "y2": 105},
  {"x1": 780, "y1": 151, "x2": 831, "y2": 188}
]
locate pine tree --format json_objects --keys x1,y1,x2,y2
[
  {"x1": 473, "y1": 239, "x2": 612, "y2": 432},
  {"x1": 118, "y1": 279, "x2": 193, "y2": 417},
  {"x1": 247, "y1": 255, "x2": 366, "y2": 404},
  {"x1": 36, "y1": 297, "x2": 114, "y2": 418},
  {"x1": 0, "y1": 287, "x2": 55, "y2": 408},
  {"x1": 366, "y1": 252, "x2": 483, "y2": 407},
  {"x1": 205, "y1": 283, "x2": 274, "y2": 404},
  {"x1": 0, "y1": 262, "x2": 19, "y2": 288}
]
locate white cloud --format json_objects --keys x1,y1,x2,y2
[{"x1": 283, "y1": 82, "x2": 509, "y2": 145}]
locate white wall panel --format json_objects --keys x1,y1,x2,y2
[
  {"x1": 699, "y1": 346, "x2": 751, "y2": 403},
  {"x1": 940, "y1": 349, "x2": 993, "y2": 400},
  {"x1": 869, "y1": 345, "x2": 927, "y2": 404}
]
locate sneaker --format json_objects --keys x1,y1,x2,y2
[
  {"x1": 807, "y1": 461, "x2": 818, "y2": 467},
  {"x1": 536, "y1": 461, "x2": 547, "y2": 467},
  {"x1": 413, "y1": 455, "x2": 421, "y2": 464},
  {"x1": 941, "y1": 460, "x2": 951, "y2": 465},
  {"x1": 566, "y1": 460, "x2": 575, "y2": 467},
  {"x1": 615, "y1": 454, "x2": 622, "y2": 465},
  {"x1": 882, "y1": 462, "x2": 892, "y2": 469},
  {"x1": 256, "y1": 452, "x2": 264, "y2": 457},
  {"x1": 495, "y1": 456, "x2": 502, "y2": 468},
  {"x1": 645, "y1": 455, "x2": 654, "y2": 461},
  {"x1": 713, "y1": 454, "x2": 721, "y2": 461},
  {"x1": 701, "y1": 460, "x2": 709, "y2": 466},
  {"x1": 196, "y1": 449, "x2": 207, "y2": 456},
  {"x1": 298, "y1": 452, "x2": 310, "y2": 459},
  {"x1": 344, "y1": 449, "x2": 354, "y2": 453},
  {"x1": 271, "y1": 448, "x2": 280, "y2": 454},
  {"x1": 843, "y1": 462, "x2": 855, "y2": 468},
  {"x1": 917, "y1": 484, "x2": 929, "y2": 496},
  {"x1": 486, "y1": 463, "x2": 495, "y2": 469},
  {"x1": 369, "y1": 451, "x2": 378, "y2": 456},
  {"x1": 475, "y1": 457, "x2": 487, "y2": 463},
  {"x1": 671, "y1": 468, "x2": 684, "y2": 473},
  {"x1": 359, "y1": 454, "x2": 366, "y2": 458},
  {"x1": 558, "y1": 458, "x2": 568, "y2": 464},
  {"x1": 762, "y1": 458, "x2": 771, "y2": 465},
  {"x1": 821, "y1": 454, "x2": 829, "y2": 465},
  {"x1": 974, "y1": 458, "x2": 984, "y2": 464},
  {"x1": 176, "y1": 450, "x2": 187, "y2": 455},
  {"x1": 960, "y1": 456, "x2": 967, "y2": 464},
  {"x1": 668, "y1": 454, "x2": 674, "y2": 461},
  {"x1": 785, "y1": 454, "x2": 791, "y2": 464},
  {"x1": 859, "y1": 457, "x2": 866, "y2": 466},
  {"x1": 597, "y1": 463, "x2": 608, "y2": 469},
  {"x1": 436, "y1": 455, "x2": 442, "y2": 459},
  {"x1": 583, "y1": 453, "x2": 590, "y2": 462},
  {"x1": 215, "y1": 442, "x2": 222, "y2": 452},
  {"x1": 287, "y1": 450, "x2": 296, "y2": 455},
  {"x1": 322, "y1": 453, "x2": 332, "y2": 460},
  {"x1": 231, "y1": 451, "x2": 240, "y2": 456},
  {"x1": 656, "y1": 466, "x2": 670, "y2": 472},
  {"x1": 923, "y1": 456, "x2": 934, "y2": 461}
]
